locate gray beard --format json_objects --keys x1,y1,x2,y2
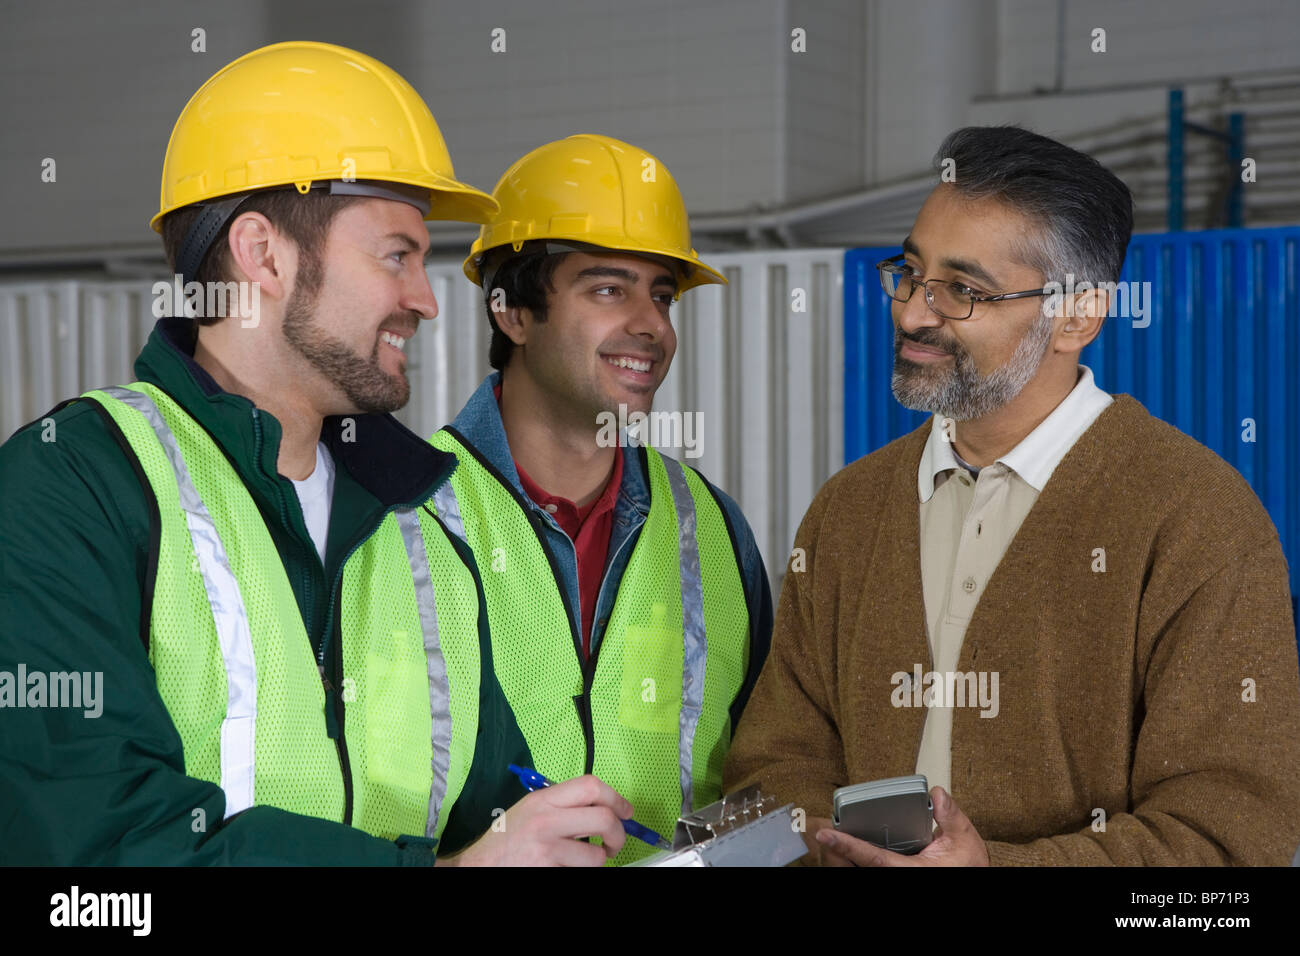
[
  {"x1": 891, "y1": 309, "x2": 1055, "y2": 420},
  {"x1": 281, "y1": 284, "x2": 410, "y2": 415}
]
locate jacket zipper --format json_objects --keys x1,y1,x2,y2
[
  {"x1": 523, "y1": 507, "x2": 596, "y2": 774},
  {"x1": 254, "y1": 407, "x2": 353, "y2": 815},
  {"x1": 589, "y1": 508, "x2": 644, "y2": 656},
  {"x1": 439, "y1": 428, "x2": 595, "y2": 776},
  {"x1": 316, "y1": 524, "x2": 380, "y2": 828},
  {"x1": 531, "y1": 468, "x2": 649, "y2": 779},
  {"x1": 575, "y1": 509, "x2": 647, "y2": 778},
  {"x1": 321, "y1": 603, "x2": 352, "y2": 825},
  {"x1": 252, "y1": 407, "x2": 319, "y2": 651}
]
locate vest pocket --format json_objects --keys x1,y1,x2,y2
[
  {"x1": 615, "y1": 603, "x2": 683, "y2": 734},
  {"x1": 360, "y1": 628, "x2": 428, "y2": 819}
]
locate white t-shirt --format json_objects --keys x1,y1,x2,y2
[{"x1": 290, "y1": 442, "x2": 335, "y2": 566}]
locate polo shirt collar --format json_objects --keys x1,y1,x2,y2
[{"x1": 917, "y1": 364, "x2": 1113, "y2": 501}]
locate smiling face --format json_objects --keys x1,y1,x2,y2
[
  {"x1": 280, "y1": 198, "x2": 437, "y2": 415},
  {"x1": 505, "y1": 250, "x2": 678, "y2": 423},
  {"x1": 891, "y1": 184, "x2": 1058, "y2": 421}
]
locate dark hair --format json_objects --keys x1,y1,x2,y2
[
  {"x1": 158, "y1": 189, "x2": 363, "y2": 325},
  {"x1": 482, "y1": 249, "x2": 568, "y2": 370},
  {"x1": 933, "y1": 126, "x2": 1134, "y2": 286}
]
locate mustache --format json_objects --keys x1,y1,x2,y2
[
  {"x1": 602, "y1": 340, "x2": 666, "y2": 363},
  {"x1": 381, "y1": 312, "x2": 421, "y2": 339},
  {"x1": 896, "y1": 328, "x2": 958, "y2": 355}
]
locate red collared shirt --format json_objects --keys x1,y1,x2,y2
[{"x1": 495, "y1": 385, "x2": 621, "y2": 658}]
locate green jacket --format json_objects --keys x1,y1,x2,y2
[{"x1": 0, "y1": 318, "x2": 529, "y2": 864}]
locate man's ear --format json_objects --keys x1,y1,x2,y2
[
  {"x1": 1057, "y1": 287, "x2": 1108, "y2": 353},
  {"x1": 490, "y1": 287, "x2": 529, "y2": 347},
  {"x1": 225, "y1": 211, "x2": 290, "y2": 301}
]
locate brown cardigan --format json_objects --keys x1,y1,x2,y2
[{"x1": 724, "y1": 396, "x2": 1300, "y2": 865}]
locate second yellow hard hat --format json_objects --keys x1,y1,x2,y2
[{"x1": 464, "y1": 134, "x2": 726, "y2": 292}]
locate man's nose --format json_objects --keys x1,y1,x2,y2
[
  {"x1": 894, "y1": 284, "x2": 943, "y2": 336},
  {"x1": 628, "y1": 292, "x2": 668, "y2": 341},
  {"x1": 404, "y1": 267, "x2": 439, "y2": 322}
]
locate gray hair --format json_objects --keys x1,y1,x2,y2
[{"x1": 933, "y1": 126, "x2": 1134, "y2": 290}]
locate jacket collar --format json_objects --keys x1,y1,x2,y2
[
  {"x1": 134, "y1": 318, "x2": 455, "y2": 509},
  {"x1": 450, "y1": 371, "x2": 651, "y2": 517}
]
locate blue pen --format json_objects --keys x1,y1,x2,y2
[{"x1": 508, "y1": 764, "x2": 672, "y2": 851}]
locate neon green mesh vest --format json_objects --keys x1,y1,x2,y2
[
  {"x1": 82, "y1": 383, "x2": 481, "y2": 845},
  {"x1": 431, "y1": 428, "x2": 750, "y2": 864}
]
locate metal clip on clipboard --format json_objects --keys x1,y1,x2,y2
[{"x1": 628, "y1": 784, "x2": 808, "y2": 867}]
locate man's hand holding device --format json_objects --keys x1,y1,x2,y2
[{"x1": 814, "y1": 775, "x2": 990, "y2": 867}]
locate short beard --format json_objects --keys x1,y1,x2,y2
[
  {"x1": 891, "y1": 307, "x2": 1056, "y2": 421},
  {"x1": 280, "y1": 261, "x2": 410, "y2": 415}
]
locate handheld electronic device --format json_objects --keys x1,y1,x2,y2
[{"x1": 831, "y1": 774, "x2": 934, "y2": 855}]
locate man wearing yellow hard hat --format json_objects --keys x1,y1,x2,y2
[
  {"x1": 0, "y1": 43, "x2": 634, "y2": 866},
  {"x1": 431, "y1": 134, "x2": 774, "y2": 864}
]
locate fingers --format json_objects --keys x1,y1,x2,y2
[
  {"x1": 929, "y1": 786, "x2": 966, "y2": 837},
  {"x1": 540, "y1": 805, "x2": 628, "y2": 856},
  {"x1": 803, "y1": 816, "x2": 855, "y2": 867},
  {"x1": 455, "y1": 802, "x2": 627, "y2": 866},
  {"x1": 536, "y1": 775, "x2": 634, "y2": 819},
  {"x1": 814, "y1": 827, "x2": 918, "y2": 867}
]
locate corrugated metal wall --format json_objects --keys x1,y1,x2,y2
[
  {"x1": 843, "y1": 226, "x2": 1300, "y2": 603},
  {"x1": 0, "y1": 248, "x2": 845, "y2": 588},
  {"x1": 0, "y1": 282, "x2": 160, "y2": 435},
  {"x1": 658, "y1": 249, "x2": 844, "y2": 591}
]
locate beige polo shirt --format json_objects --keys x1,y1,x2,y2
[{"x1": 914, "y1": 365, "x2": 1113, "y2": 795}]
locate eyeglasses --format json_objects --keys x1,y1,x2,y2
[{"x1": 875, "y1": 254, "x2": 1053, "y2": 320}]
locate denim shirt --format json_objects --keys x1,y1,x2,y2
[{"x1": 445, "y1": 372, "x2": 774, "y2": 727}]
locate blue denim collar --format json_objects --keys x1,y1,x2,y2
[{"x1": 450, "y1": 372, "x2": 651, "y2": 521}]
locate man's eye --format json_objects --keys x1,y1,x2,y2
[
  {"x1": 653, "y1": 293, "x2": 675, "y2": 307},
  {"x1": 594, "y1": 285, "x2": 621, "y2": 297},
  {"x1": 389, "y1": 251, "x2": 409, "y2": 264}
]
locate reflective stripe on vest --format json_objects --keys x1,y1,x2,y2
[
  {"x1": 395, "y1": 509, "x2": 452, "y2": 836},
  {"x1": 99, "y1": 385, "x2": 259, "y2": 816},
  {"x1": 661, "y1": 458, "x2": 707, "y2": 814},
  {"x1": 84, "y1": 384, "x2": 480, "y2": 843},
  {"x1": 430, "y1": 429, "x2": 749, "y2": 863}
]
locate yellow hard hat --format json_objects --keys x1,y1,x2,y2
[
  {"x1": 151, "y1": 40, "x2": 497, "y2": 233},
  {"x1": 464, "y1": 134, "x2": 726, "y2": 293}
]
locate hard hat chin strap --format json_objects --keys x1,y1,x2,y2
[{"x1": 175, "y1": 180, "x2": 432, "y2": 288}]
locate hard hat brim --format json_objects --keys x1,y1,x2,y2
[
  {"x1": 150, "y1": 174, "x2": 498, "y2": 234},
  {"x1": 463, "y1": 237, "x2": 727, "y2": 292}
]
